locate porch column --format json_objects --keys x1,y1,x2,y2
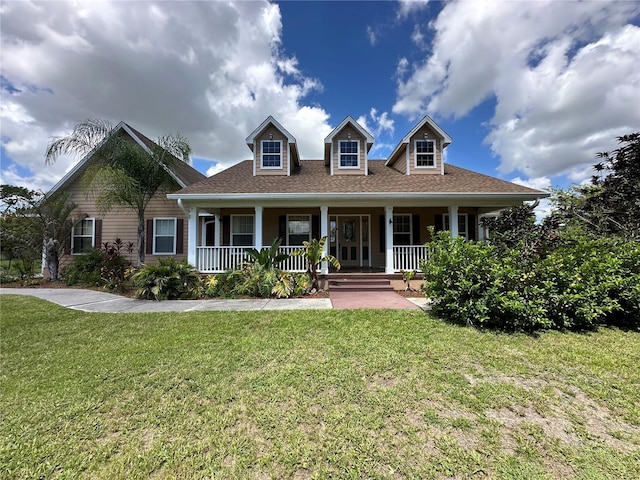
[
  {"x1": 448, "y1": 205, "x2": 459, "y2": 238},
  {"x1": 254, "y1": 206, "x2": 263, "y2": 249},
  {"x1": 385, "y1": 206, "x2": 394, "y2": 274},
  {"x1": 320, "y1": 206, "x2": 329, "y2": 274},
  {"x1": 477, "y1": 214, "x2": 485, "y2": 241},
  {"x1": 214, "y1": 214, "x2": 221, "y2": 247},
  {"x1": 188, "y1": 206, "x2": 198, "y2": 267}
]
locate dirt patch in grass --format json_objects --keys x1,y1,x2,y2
[{"x1": 465, "y1": 370, "x2": 640, "y2": 452}]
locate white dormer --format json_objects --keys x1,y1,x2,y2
[
  {"x1": 324, "y1": 116, "x2": 374, "y2": 176},
  {"x1": 246, "y1": 116, "x2": 300, "y2": 176},
  {"x1": 386, "y1": 115, "x2": 452, "y2": 175}
]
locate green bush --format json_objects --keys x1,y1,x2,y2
[
  {"x1": 131, "y1": 258, "x2": 201, "y2": 300},
  {"x1": 204, "y1": 268, "x2": 312, "y2": 299},
  {"x1": 421, "y1": 229, "x2": 640, "y2": 332},
  {"x1": 62, "y1": 242, "x2": 130, "y2": 290}
]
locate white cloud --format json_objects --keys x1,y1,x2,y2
[
  {"x1": 397, "y1": 0, "x2": 430, "y2": 20},
  {"x1": 0, "y1": 0, "x2": 332, "y2": 190},
  {"x1": 357, "y1": 108, "x2": 395, "y2": 138},
  {"x1": 411, "y1": 25, "x2": 426, "y2": 48},
  {"x1": 205, "y1": 162, "x2": 227, "y2": 177},
  {"x1": 367, "y1": 26, "x2": 377, "y2": 46},
  {"x1": 393, "y1": 0, "x2": 640, "y2": 182}
]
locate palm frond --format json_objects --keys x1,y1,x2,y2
[{"x1": 45, "y1": 119, "x2": 114, "y2": 165}]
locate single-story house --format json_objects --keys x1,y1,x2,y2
[{"x1": 167, "y1": 115, "x2": 547, "y2": 275}]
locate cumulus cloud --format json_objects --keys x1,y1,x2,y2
[
  {"x1": 367, "y1": 26, "x2": 377, "y2": 46},
  {"x1": 397, "y1": 0, "x2": 430, "y2": 20},
  {"x1": 0, "y1": 0, "x2": 332, "y2": 190},
  {"x1": 357, "y1": 108, "x2": 395, "y2": 138},
  {"x1": 393, "y1": 0, "x2": 640, "y2": 181}
]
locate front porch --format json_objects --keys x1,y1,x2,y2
[{"x1": 182, "y1": 204, "x2": 487, "y2": 274}]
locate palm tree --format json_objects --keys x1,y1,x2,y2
[
  {"x1": 45, "y1": 119, "x2": 191, "y2": 265},
  {"x1": 291, "y1": 236, "x2": 340, "y2": 291}
]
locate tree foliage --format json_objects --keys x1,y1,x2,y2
[
  {"x1": 45, "y1": 119, "x2": 192, "y2": 265},
  {"x1": 0, "y1": 186, "x2": 77, "y2": 281},
  {"x1": 551, "y1": 132, "x2": 640, "y2": 239}
]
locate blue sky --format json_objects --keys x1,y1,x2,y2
[{"x1": 1, "y1": 0, "x2": 639, "y2": 200}]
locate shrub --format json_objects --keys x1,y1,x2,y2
[
  {"x1": 272, "y1": 272, "x2": 312, "y2": 298},
  {"x1": 62, "y1": 241, "x2": 130, "y2": 290},
  {"x1": 131, "y1": 258, "x2": 201, "y2": 300},
  {"x1": 420, "y1": 228, "x2": 639, "y2": 332}
]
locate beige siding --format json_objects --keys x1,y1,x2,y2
[
  {"x1": 255, "y1": 126, "x2": 289, "y2": 176},
  {"x1": 407, "y1": 124, "x2": 443, "y2": 175},
  {"x1": 58, "y1": 175, "x2": 189, "y2": 271},
  {"x1": 331, "y1": 125, "x2": 366, "y2": 175}
]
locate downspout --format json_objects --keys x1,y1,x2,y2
[{"x1": 177, "y1": 198, "x2": 189, "y2": 216}]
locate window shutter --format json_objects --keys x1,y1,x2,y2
[
  {"x1": 222, "y1": 216, "x2": 230, "y2": 246},
  {"x1": 176, "y1": 218, "x2": 184, "y2": 254},
  {"x1": 64, "y1": 234, "x2": 71, "y2": 254},
  {"x1": 379, "y1": 215, "x2": 385, "y2": 252},
  {"x1": 412, "y1": 214, "x2": 420, "y2": 245},
  {"x1": 279, "y1": 215, "x2": 287, "y2": 245},
  {"x1": 312, "y1": 215, "x2": 320, "y2": 240},
  {"x1": 435, "y1": 214, "x2": 443, "y2": 232},
  {"x1": 468, "y1": 214, "x2": 476, "y2": 241},
  {"x1": 146, "y1": 219, "x2": 153, "y2": 255},
  {"x1": 94, "y1": 219, "x2": 102, "y2": 249}
]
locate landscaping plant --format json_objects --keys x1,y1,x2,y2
[
  {"x1": 131, "y1": 258, "x2": 201, "y2": 300},
  {"x1": 291, "y1": 236, "x2": 340, "y2": 291}
]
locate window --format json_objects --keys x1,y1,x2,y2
[
  {"x1": 288, "y1": 215, "x2": 311, "y2": 245},
  {"x1": 154, "y1": 218, "x2": 176, "y2": 254},
  {"x1": 443, "y1": 213, "x2": 468, "y2": 240},
  {"x1": 393, "y1": 214, "x2": 412, "y2": 245},
  {"x1": 339, "y1": 140, "x2": 359, "y2": 168},
  {"x1": 231, "y1": 215, "x2": 254, "y2": 246},
  {"x1": 72, "y1": 218, "x2": 95, "y2": 254},
  {"x1": 261, "y1": 140, "x2": 282, "y2": 168},
  {"x1": 415, "y1": 140, "x2": 435, "y2": 168}
]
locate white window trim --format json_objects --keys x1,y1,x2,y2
[
  {"x1": 230, "y1": 214, "x2": 254, "y2": 246},
  {"x1": 338, "y1": 140, "x2": 360, "y2": 169},
  {"x1": 153, "y1": 217, "x2": 177, "y2": 255},
  {"x1": 286, "y1": 214, "x2": 312, "y2": 246},
  {"x1": 414, "y1": 139, "x2": 437, "y2": 169},
  {"x1": 444, "y1": 213, "x2": 469, "y2": 240},
  {"x1": 261, "y1": 139, "x2": 283, "y2": 170},
  {"x1": 71, "y1": 217, "x2": 95, "y2": 255},
  {"x1": 393, "y1": 214, "x2": 412, "y2": 245}
]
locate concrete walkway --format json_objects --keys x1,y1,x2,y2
[{"x1": 0, "y1": 288, "x2": 429, "y2": 312}]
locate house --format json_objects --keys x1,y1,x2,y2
[
  {"x1": 46, "y1": 122, "x2": 205, "y2": 273},
  {"x1": 167, "y1": 115, "x2": 546, "y2": 275}
]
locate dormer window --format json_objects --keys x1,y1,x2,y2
[
  {"x1": 415, "y1": 140, "x2": 435, "y2": 168},
  {"x1": 261, "y1": 140, "x2": 282, "y2": 169},
  {"x1": 339, "y1": 140, "x2": 359, "y2": 168}
]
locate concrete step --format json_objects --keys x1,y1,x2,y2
[{"x1": 328, "y1": 278, "x2": 393, "y2": 291}]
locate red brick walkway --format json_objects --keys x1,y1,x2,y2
[{"x1": 329, "y1": 291, "x2": 420, "y2": 310}]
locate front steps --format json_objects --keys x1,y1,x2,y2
[{"x1": 327, "y1": 274, "x2": 394, "y2": 292}]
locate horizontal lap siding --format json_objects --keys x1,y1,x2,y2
[
  {"x1": 332, "y1": 125, "x2": 366, "y2": 176},
  {"x1": 59, "y1": 178, "x2": 189, "y2": 269},
  {"x1": 408, "y1": 124, "x2": 442, "y2": 175},
  {"x1": 255, "y1": 126, "x2": 289, "y2": 176}
]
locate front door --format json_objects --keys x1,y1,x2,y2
[{"x1": 339, "y1": 216, "x2": 360, "y2": 267}]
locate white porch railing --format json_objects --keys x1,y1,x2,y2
[
  {"x1": 393, "y1": 245, "x2": 429, "y2": 272},
  {"x1": 196, "y1": 245, "x2": 428, "y2": 273},
  {"x1": 196, "y1": 245, "x2": 307, "y2": 273}
]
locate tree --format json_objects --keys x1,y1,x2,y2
[
  {"x1": 291, "y1": 237, "x2": 340, "y2": 291},
  {"x1": 551, "y1": 133, "x2": 640, "y2": 239},
  {"x1": 0, "y1": 186, "x2": 77, "y2": 281},
  {"x1": 45, "y1": 119, "x2": 192, "y2": 265}
]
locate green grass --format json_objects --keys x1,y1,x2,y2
[{"x1": 1, "y1": 295, "x2": 639, "y2": 479}]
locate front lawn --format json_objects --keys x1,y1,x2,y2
[{"x1": 1, "y1": 295, "x2": 639, "y2": 479}]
